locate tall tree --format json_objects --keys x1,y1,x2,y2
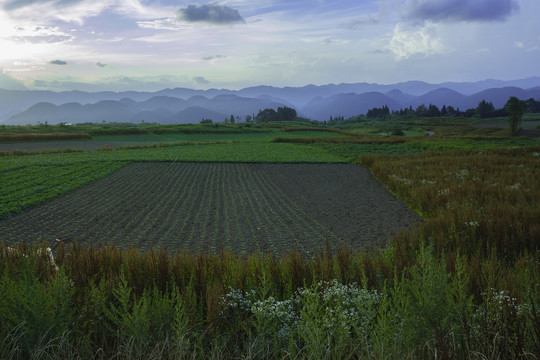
[
  {"x1": 476, "y1": 100, "x2": 495, "y2": 118},
  {"x1": 504, "y1": 97, "x2": 526, "y2": 136},
  {"x1": 441, "y1": 105, "x2": 447, "y2": 117},
  {"x1": 277, "y1": 106, "x2": 297, "y2": 122},
  {"x1": 426, "y1": 104, "x2": 441, "y2": 117},
  {"x1": 255, "y1": 108, "x2": 277, "y2": 122},
  {"x1": 415, "y1": 104, "x2": 428, "y2": 117}
]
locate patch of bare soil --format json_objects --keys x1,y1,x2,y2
[
  {"x1": 256, "y1": 164, "x2": 423, "y2": 249},
  {"x1": 0, "y1": 163, "x2": 423, "y2": 254}
]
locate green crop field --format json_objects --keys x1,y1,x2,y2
[
  {"x1": 0, "y1": 120, "x2": 538, "y2": 360},
  {"x1": 0, "y1": 140, "x2": 348, "y2": 220}
]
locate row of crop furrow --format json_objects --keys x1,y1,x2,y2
[
  {"x1": 220, "y1": 164, "x2": 239, "y2": 252},
  {"x1": 196, "y1": 164, "x2": 218, "y2": 253},
  {"x1": 79, "y1": 164, "x2": 156, "y2": 243},
  {"x1": 223, "y1": 164, "x2": 243, "y2": 244},
  {"x1": 247, "y1": 168, "x2": 312, "y2": 254},
  {"x1": 221, "y1": 164, "x2": 236, "y2": 252},
  {"x1": 249, "y1": 169, "x2": 319, "y2": 253},
  {"x1": 226, "y1": 164, "x2": 253, "y2": 253},
  {"x1": 235, "y1": 164, "x2": 268, "y2": 251},
  {"x1": 149, "y1": 163, "x2": 201, "y2": 247},
  {"x1": 0, "y1": 163, "x2": 128, "y2": 242},
  {"x1": 51, "y1": 164, "x2": 140, "y2": 243},
  {"x1": 122, "y1": 163, "x2": 196, "y2": 248},
  {"x1": 201, "y1": 164, "x2": 222, "y2": 252},
  {"x1": 133, "y1": 162, "x2": 205, "y2": 249},
  {"x1": 254, "y1": 168, "x2": 339, "y2": 247},
  {"x1": 159, "y1": 163, "x2": 206, "y2": 246},
  {"x1": 230, "y1": 163, "x2": 265, "y2": 253},
  {"x1": 170, "y1": 164, "x2": 209, "y2": 250},
  {"x1": 237, "y1": 166, "x2": 287, "y2": 256},
  {"x1": 67, "y1": 163, "x2": 157, "y2": 243},
  {"x1": 212, "y1": 163, "x2": 229, "y2": 253},
  {"x1": 182, "y1": 163, "x2": 215, "y2": 250}
]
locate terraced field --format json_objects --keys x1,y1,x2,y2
[{"x1": 0, "y1": 162, "x2": 422, "y2": 255}]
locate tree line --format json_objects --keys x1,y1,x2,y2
[
  {"x1": 201, "y1": 106, "x2": 301, "y2": 124},
  {"x1": 361, "y1": 97, "x2": 540, "y2": 121}
]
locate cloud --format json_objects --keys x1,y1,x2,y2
[
  {"x1": 0, "y1": 69, "x2": 27, "y2": 90},
  {"x1": 341, "y1": 15, "x2": 378, "y2": 30},
  {"x1": 8, "y1": 25, "x2": 73, "y2": 44},
  {"x1": 369, "y1": 49, "x2": 390, "y2": 55},
  {"x1": 96, "y1": 62, "x2": 106, "y2": 67},
  {"x1": 193, "y1": 76, "x2": 210, "y2": 85},
  {"x1": 1, "y1": 0, "x2": 106, "y2": 24},
  {"x1": 202, "y1": 54, "x2": 226, "y2": 61},
  {"x1": 3, "y1": 0, "x2": 82, "y2": 11},
  {"x1": 32, "y1": 79, "x2": 51, "y2": 87},
  {"x1": 388, "y1": 23, "x2": 446, "y2": 60},
  {"x1": 137, "y1": 18, "x2": 185, "y2": 31},
  {"x1": 26, "y1": 74, "x2": 194, "y2": 92},
  {"x1": 2, "y1": 0, "x2": 168, "y2": 25},
  {"x1": 301, "y1": 37, "x2": 350, "y2": 45},
  {"x1": 403, "y1": 0, "x2": 519, "y2": 23},
  {"x1": 49, "y1": 59, "x2": 68, "y2": 65},
  {"x1": 177, "y1": 3, "x2": 245, "y2": 24}
]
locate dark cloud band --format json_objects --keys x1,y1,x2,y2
[
  {"x1": 177, "y1": 3, "x2": 245, "y2": 24},
  {"x1": 404, "y1": 0, "x2": 519, "y2": 22}
]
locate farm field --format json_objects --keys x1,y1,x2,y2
[
  {"x1": 1, "y1": 120, "x2": 539, "y2": 359},
  {"x1": 0, "y1": 162, "x2": 422, "y2": 254},
  {"x1": 0, "y1": 128, "x2": 346, "y2": 152},
  {"x1": 0, "y1": 141, "x2": 347, "y2": 219}
]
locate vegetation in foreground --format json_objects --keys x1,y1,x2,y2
[
  {"x1": 0, "y1": 240, "x2": 538, "y2": 360},
  {"x1": 0, "y1": 118, "x2": 539, "y2": 359}
]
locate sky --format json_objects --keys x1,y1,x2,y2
[{"x1": 0, "y1": 0, "x2": 539, "y2": 92}]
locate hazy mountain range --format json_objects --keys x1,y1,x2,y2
[{"x1": 1, "y1": 77, "x2": 539, "y2": 125}]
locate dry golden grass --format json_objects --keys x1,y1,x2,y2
[{"x1": 360, "y1": 146, "x2": 540, "y2": 295}]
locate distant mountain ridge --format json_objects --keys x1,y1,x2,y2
[
  {"x1": 5, "y1": 94, "x2": 287, "y2": 125},
  {"x1": 1, "y1": 77, "x2": 539, "y2": 124}
]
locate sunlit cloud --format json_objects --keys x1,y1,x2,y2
[
  {"x1": 3, "y1": 0, "x2": 171, "y2": 25},
  {"x1": 137, "y1": 17, "x2": 185, "y2": 30},
  {"x1": 0, "y1": 67, "x2": 27, "y2": 89},
  {"x1": 388, "y1": 22, "x2": 446, "y2": 60},
  {"x1": 8, "y1": 25, "x2": 73, "y2": 43},
  {"x1": 0, "y1": 0, "x2": 538, "y2": 91}
]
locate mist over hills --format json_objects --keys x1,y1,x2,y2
[{"x1": 1, "y1": 77, "x2": 539, "y2": 125}]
